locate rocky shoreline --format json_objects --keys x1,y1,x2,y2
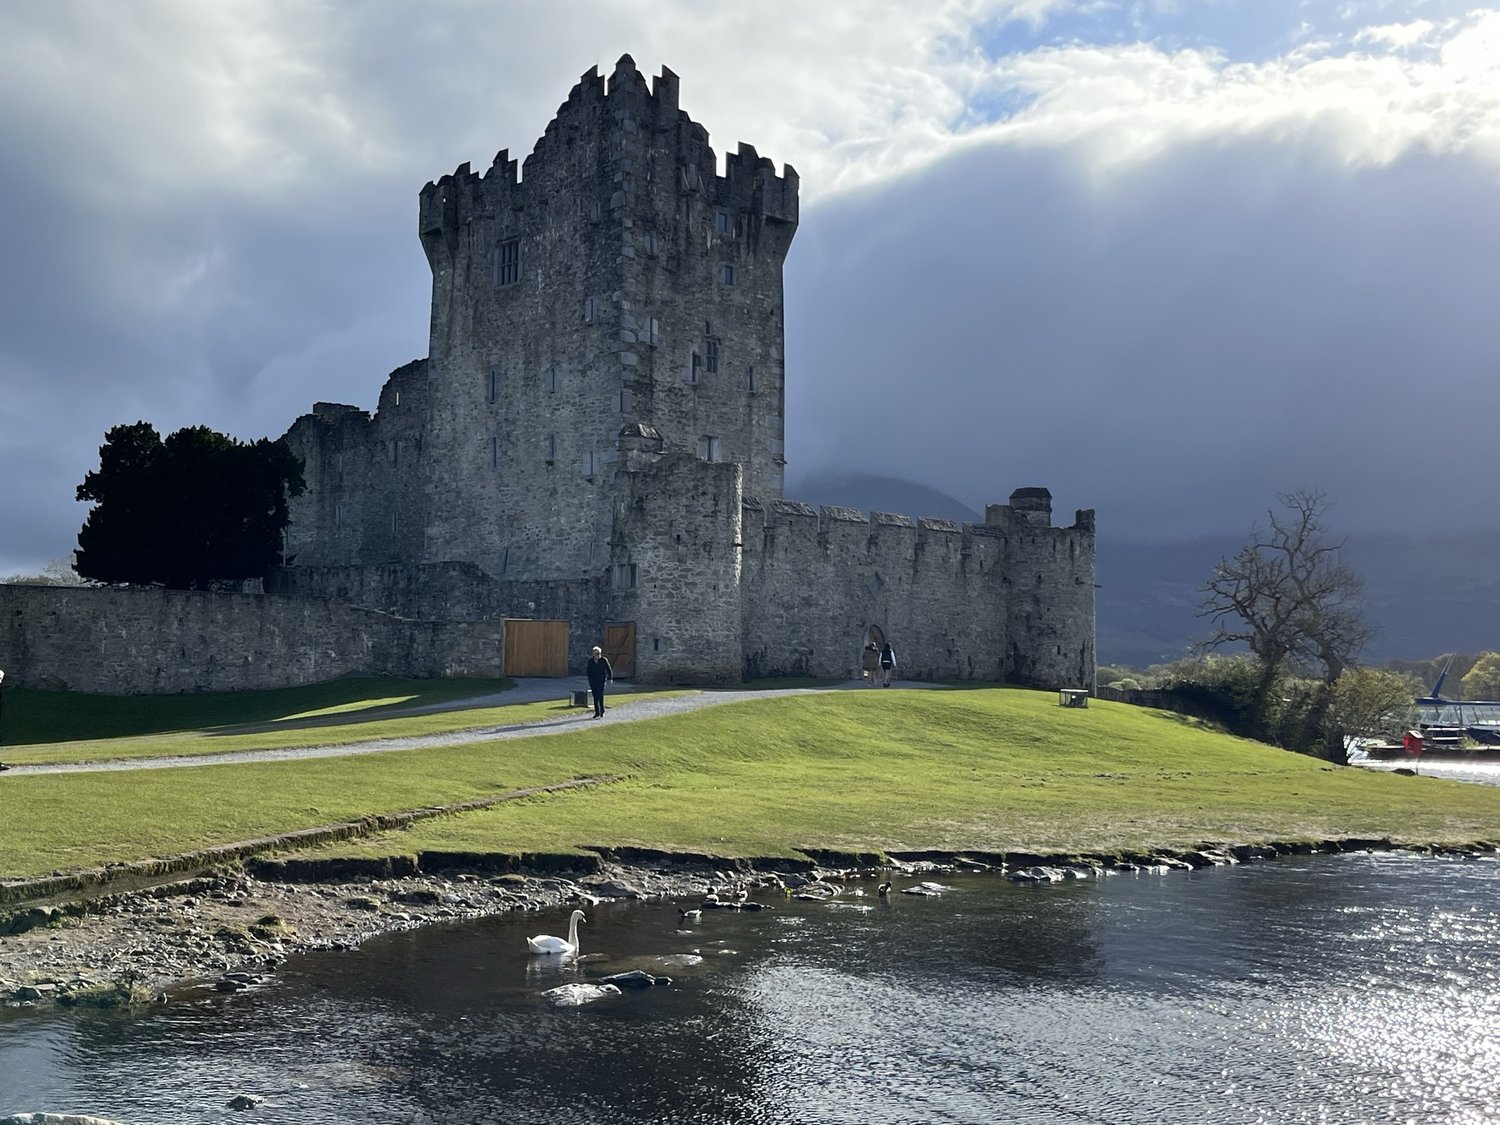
[{"x1": 3, "y1": 838, "x2": 1496, "y2": 1012}]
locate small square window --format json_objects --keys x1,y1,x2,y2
[
  {"x1": 612, "y1": 563, "x2": 638, "y2": 590},
  {"x1": 495, "y1": 239, "x2": 521, "y2": 287},
  {"x1": 705, "y1": 337, "x2": 719, "y2": 374},
  {"x1": 720, "y1": 263, "x2": 736, "y2": 285},
  {"x1": 696, "y1": 435, "x2": 721, "y2": 462},
  {"x1": 644, "y1": 231, "x2": 658, "y2": 257},
  {"x1": 715, "y1": 209, "x2": 733, "y2": 236},
  {"x1": 581, "y1": 450, "x2": 598, "y2": 479}
]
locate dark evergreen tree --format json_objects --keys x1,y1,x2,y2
[{"x1": 75, "y1": 422, "x2": 305, "y2": 589}]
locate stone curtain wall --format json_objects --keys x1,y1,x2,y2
[
  {"x1": 0, "y1": 585, "x2": 502, "y2": 695},
  {"x1": 269, "y1": 563, "x2": 611, "y2": 677},
  {"x1": 737, "y1": 497, "x2": 1096, "y2": 688}
]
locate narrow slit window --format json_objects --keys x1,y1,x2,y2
[
  {"x1": 705, "y1": 337, "x2": 719, "y2": 374},
  {"x1": 545, "y1": 433, "x2": 556, "y2": 463},
  {"x1": 584, "y1": 296, "x2": 596, "y2": 323},
  {"x1": 487, "y1": 367, "x2": 500, "y2": 403},
  {"x1": 495, "y1": 239, "x2": 521, "y2": 286}
]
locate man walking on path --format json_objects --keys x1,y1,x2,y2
[
  {"x1": 586, "y1": 646, "x2": 613, "y2": 719},
  {"x1": 879, "y1": 642, "x2": 897, "y2": 687}
]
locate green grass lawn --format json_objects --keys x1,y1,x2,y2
[{"x1": 3, "y1": 686, "x2": 1499, "y2": 881}]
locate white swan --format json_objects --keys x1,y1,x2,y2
[{"x1": 527, "y1": 908, "x2": 586, "y2": 955}]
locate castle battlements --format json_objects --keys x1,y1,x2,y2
[{"x1": 418, "y1": 55, "x2": 798, "y2": 244}]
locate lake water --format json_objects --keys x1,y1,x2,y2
[{"x1": 3, "y1": 853, "x2": 1499, "y2": 1124}]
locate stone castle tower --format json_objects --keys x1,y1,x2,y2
[
  {"x1": 284, "y1": 56, "x2": 797, "y2": 582},
  {"x1": 279, "y1": 56, "x2": 1096, "y2": 689}
]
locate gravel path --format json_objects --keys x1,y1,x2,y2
[{"x1": 7, "y1": 677, "x2": 928, "y2": 775}]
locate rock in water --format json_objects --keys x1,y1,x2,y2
[
  {"x1": 542, "y1": 982, "x2": 622, "y2": 1007},
  {"x1": 599, "y1": 970, "x2": 671, "y2": 989}
]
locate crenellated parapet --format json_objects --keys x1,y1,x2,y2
[{"x1": 418, "y1": 55, "x2": 798, "y2": 266}]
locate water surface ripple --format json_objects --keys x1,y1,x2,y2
[{"x1": 3, "y1": 852, "x2": 1498, "y2": 1123}]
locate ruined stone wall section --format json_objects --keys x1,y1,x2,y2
[
  {"x1": 608, "y1": 454, "x2": 743, "y2": 683},
  {"x1": 0, "y1": 586, "x2": 500, "y2": 696},
  {"x1": 739, "y1": 498, "x2": 1095, "y2": 688},
  {"x1": 281, "y1": 360, "x2": 431, "y2": 567}
]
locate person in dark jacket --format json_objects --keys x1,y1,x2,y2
[
  {"x1": 879, "y1": 641, "x2": 896, "y2": 687},
  {"x1": 586, "y1": 646, "x2": 613, "y2": 718}
]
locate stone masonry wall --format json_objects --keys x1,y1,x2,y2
[
  {"x1": 607, "y1": 453, "x2": 743, "y2": 683},
  {"x1": 0, "y1": 585, "x2": 502, "y2": 696},
  {"x1": 738, "y1": 494, "x2": 1095, "y2": 688},
  {"x1": 269, "y1": 563, "x2": 610, "y2": 677}
]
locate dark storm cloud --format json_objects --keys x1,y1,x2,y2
[
  {"x1": 0, "y1": 148, "x2": 431, "y2": 571},
  {"x1": 785, "y1": 138, "x2": 1500, "y2": 539}
]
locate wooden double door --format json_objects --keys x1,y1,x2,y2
[{"x1": 501, "y1": 619, "x2": 636, "y2": 679}]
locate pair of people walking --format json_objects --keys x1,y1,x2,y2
[{"x1": 861, "y1": 640, "x2": 897, "y2": 687}]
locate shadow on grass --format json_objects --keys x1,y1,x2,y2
[{"x1": 3, "y1": 677, "x2": 517, "y2": 744}]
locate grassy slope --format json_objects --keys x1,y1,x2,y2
[{"x1": 3, "y1": 687, "x2": 1499, "y2": 880}]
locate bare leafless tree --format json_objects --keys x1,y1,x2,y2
[{"x1": 1198, "y1": 489, "x2": 1372, "y2": 687}]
